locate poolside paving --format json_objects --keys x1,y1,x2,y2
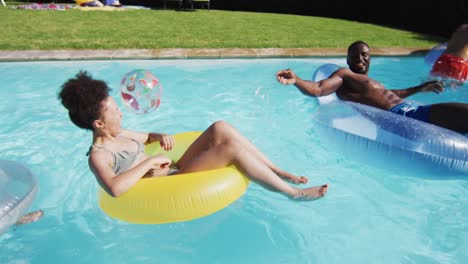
[{"x1": 0, "y1": 48, "x2": 429, "y2": 61}]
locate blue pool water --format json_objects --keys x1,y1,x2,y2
[{"x1": 0, "y1": 57, "x2": 467, "y2": 263}]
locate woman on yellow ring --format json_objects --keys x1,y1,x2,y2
[
  {"x1": 99, "y1": 131, "x2": 250, "y2": 223},
  {"x1": 58, "y1": 72, "x2": 328, "y2": 221}
]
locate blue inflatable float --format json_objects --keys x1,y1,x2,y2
[
  {"x1": 312, "y1": 64, "x2": 468, "y2": 175},
  {"x1": 0, "y1": 160, "x2": 38, "y2": 235},
  {"x1": 424, "y1": 42, "x2": 447, "y2": 67}
]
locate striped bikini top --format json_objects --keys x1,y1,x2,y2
[{"x1": 87, "y1": 136, "x2": 145, "y2": 175}]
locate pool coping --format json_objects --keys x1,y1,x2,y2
[{"x1": 0, "y1": 48, "x2": 429, "y2": 61}]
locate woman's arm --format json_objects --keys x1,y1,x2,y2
[
  {"x1": 119, "y1": 129, "x2": 150, "y2": 143},
  {"x1": 120, "y1": 129, "x2": 175, "y2": 151},
  {"x1": 146, "y1": 133, "x2": 175, "y2": 151},
  {"x1": 89, "y1": 151, "x2": 171, "y2": 197}
]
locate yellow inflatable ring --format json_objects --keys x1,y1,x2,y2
[
  {"x1": 75, "y1": 0, "x2": 95, "y2": 5},
  {"x1": 99, "y1": 131, "x2": 250, "y2": 224}
]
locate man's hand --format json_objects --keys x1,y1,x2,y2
[
  {"x1": 276, "y1": 69, "x2": 297, "y2": 85},
  {"x1": 420, "y1": 80, "x2": 444, "y2": 94}
]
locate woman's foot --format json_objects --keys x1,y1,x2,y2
[
  {"x1": 291, "y1": 184, "x2": 328, "y2": 201},
  {"x1": 15, "y1": 210, "x2": 44, "y2": 226}
]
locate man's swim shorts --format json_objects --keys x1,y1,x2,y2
[
  {"x1": 430, "y1": 54, "x2": 468, "y2": 82},
  {"x1": 389, "y1": 102, "x2": 431, "y2": 122}
]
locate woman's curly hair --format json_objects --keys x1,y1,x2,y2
[{"x1": 58, "y1": 71, "x2": 111, "y2": 130}]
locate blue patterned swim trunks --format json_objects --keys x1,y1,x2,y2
[{"x1": 389, "y1": 102, "x2": 431, "y2": 122}]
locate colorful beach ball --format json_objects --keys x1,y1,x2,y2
[{"x1": 120, "y1": 69, "x2": 162, "y2": 115}]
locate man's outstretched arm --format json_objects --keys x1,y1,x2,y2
[
  {"x1": 390, "y1": 80, "x2": 444, "y2": 98},
  {"x1": 276, "y1": 69, "x2": 343, "y2": 97}
]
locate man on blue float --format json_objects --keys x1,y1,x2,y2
[
  {"x1": 430, "y1": 23, "x2": 468, "y2": 83},
  {"x1": 276, "y1": 41, "x2": 468, "y2": 134}
]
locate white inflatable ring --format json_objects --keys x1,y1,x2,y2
[
  {"x1": 424, "y1": 42, "x2": 447, "y2": 67},
  {"x1": 0, "y1": 159, "x2": 38, "y2": 235}
]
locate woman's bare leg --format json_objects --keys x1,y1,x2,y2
[
  {"x1": 176, "y1": 123, "x2": 327, "y2": 200},
  {"x1": 216, "y1": 121, "x2": 309, "y2": 184},
  {"x1": 178, "y1": 121, "x2": 307, "y2": 184}
]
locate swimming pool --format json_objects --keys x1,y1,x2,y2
[{"x1": 0, "y1": 57, "x2": 467, "y2": 263}]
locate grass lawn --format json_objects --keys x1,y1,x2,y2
[{"x1": 0, "y1": 4, "x2": 447, "y2": 50}]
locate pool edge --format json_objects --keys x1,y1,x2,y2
[{"x1": 0, "y1": 48, "x2": 429, "y2": 61}]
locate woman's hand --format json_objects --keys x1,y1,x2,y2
[
  {"x1": 144, "y1": 154, "x2": 172, "y2": 177},
  {"x1": 144, "y1": 168, "x2": 170, "y2": 177},
  {"x1": 150, "y1": 154, "x2": 172, "y2": 168},
  {"x1": 149, "y1": 133, "x2": 175, "y2": 151}
]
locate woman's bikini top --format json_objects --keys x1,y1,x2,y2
[{"x1": 87, "y1": 136, "x2": 145, "y2": 175}]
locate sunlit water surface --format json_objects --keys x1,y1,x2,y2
[{"x1": 0, "y1": 57, "x2": 467, "y2": 264}]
